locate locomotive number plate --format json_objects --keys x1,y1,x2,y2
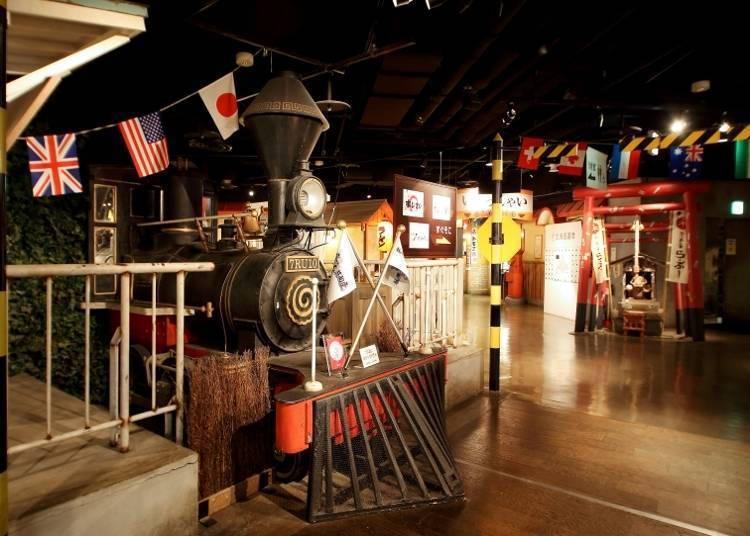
[{"x1": 285, "y1": 255, "x2": 319, "y2": 273}]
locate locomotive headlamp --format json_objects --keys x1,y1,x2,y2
[{"x1": 288, "y1": 175, "x2": 326, "y2": 220}]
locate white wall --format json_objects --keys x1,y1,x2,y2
[{"x1": 544, "y1": 221, "x2": 582, "y2": 320}]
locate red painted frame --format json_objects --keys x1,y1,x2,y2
[{"x1": 572, "y1": 180, "x2": 711, "y2": 341}]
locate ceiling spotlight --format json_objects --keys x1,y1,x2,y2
[
  {"x1": 670, "y1": 118, "x2": 687, "y2": 134},
  {"x1": 547, "y1": 163, "x2": 559, "y2": 173},
  {"x1": 650, "y1": 148, "x2": 659, "y2": 156},
  {"x1": 235, "y1": 51, "x2": 254, "y2": 68},
  {"x1": 248, "y1": 189, "x2": 255, "y2": 198},
  {"x1": 719, "y1": 121, "x2": 731, "y2": 133},
  {"x1": 485, "y1": 161, "x2": 493, "y2": 167},
  {"x1": 366, "y1": 193, "x2": 372, "y2": 199},
  {"x1": 313, "y1": 159, "x2": 325, "y2": 167},
  {"x1": 648, "y1": 130, "x2": 660, "y2": 138},
  {"x1": 691, "y1": 80, "x2": 711, "y2": 93}
]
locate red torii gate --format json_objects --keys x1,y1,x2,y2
[{"x1": 572, "y1": 180, "x2": 711, "y2": 341}]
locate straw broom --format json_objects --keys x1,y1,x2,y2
[{"x1": 187, "y1": 347, "x2": 271, "y2": 498}]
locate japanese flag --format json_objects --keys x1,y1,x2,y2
[
  {"x1": 327, "y1": 232, "x2": 358, "y2": 303},
  {"x1": 199, "y1": 73, "x2": 239, "y2": 140}
]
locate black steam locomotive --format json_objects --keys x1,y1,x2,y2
[{"x1": 128, "y1": 71, "x2": 331, "y2": 354}]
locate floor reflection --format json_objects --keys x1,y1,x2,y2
[{"x1": 465, "y1": 295, "x2": 750, "y2": 442}]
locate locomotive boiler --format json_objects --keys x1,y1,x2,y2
[{"x1": 129, "y1": 71, "x2": 331, "y2": 353}]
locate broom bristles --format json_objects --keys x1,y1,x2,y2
[
  {"x1": 187, "y1": 347, "x2": 271, "y2": 497},
  {"x1": 377, "y1": 320, "x2": 403, "y2": 353}
]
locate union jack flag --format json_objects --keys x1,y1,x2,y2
[{"x1": 26, "y1": 134, "x2": 83, "y2": 197}]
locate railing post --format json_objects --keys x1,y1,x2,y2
[
  {"x1": 456, "y1": 259, "x2": 464, "y2": 347},
  {"x1": 45, "y1": 276, "x2": 53, "y2": 439},
  {"x1": 118, "y1": 272, "x2": 131, "y2": 452},
  {"x1": 441, "y1": 266, "x2": 448, "y2": 344},
  {"x1": 151, "y1": 273, "x2": 157, "y2": 410},
  {"x1": 175, "y1": 271, "x2": 185, "y2": 444},
  {"x1": 109, "y1": 327, "x2": 121, "y2": 446},
  {"x1": 420, "y1": 267, "x2": 432, "y2": 354},
  {"x1": 84, "y1": 274, "x2": 91, "y2": 428}
]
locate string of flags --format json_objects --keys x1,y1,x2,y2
[
  {"x1": 516, "y1": 121, "x2": 750, "y2": 186},
  {"x1": 23, "y1": 70, "x2": 241, "y2": 197}
]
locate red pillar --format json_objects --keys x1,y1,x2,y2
[
  {"x1": 683, "y1": 191, "x2": 705, "y2": 341},
  {"x1": 575, "y1": 196, "x2": 594, "y2": 332},
  {"x1": 674, "y1": 283, "x2": 684, "y2": 335}
]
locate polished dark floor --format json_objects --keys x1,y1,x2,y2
[
  {"x1": 204, "y1": 300, "x2": 750, "y2": 535},
  {"x1": 465, "y1": 297, "x2": 750, "y2": 443}
]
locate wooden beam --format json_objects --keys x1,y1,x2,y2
[
  {"x1": 8, "y1": 0, "x2": 146, "y2": 33},
  {"x1": 6, "y1": 75, "x2": 61, "y2": 149}
]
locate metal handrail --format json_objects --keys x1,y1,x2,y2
[{"x1": 6, "y1": 262, "x2": 215, "y2": 455}]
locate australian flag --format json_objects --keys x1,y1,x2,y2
[
  {"x1": 26, "y1": 134, "x2": 83, "y2": 197},
  {"x1": 669, "y1": 144, "x2": 703, "y2": 179}
]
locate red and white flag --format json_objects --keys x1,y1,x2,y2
[
  {"x1": 558, "y1": 142, "x2": 587, "y2": 176},
  {"x1": 199, "y1": 73, "x2": 239, "y2": 140},
  {"x1": 518, "y1": 137, "x2": 543, "y2": 170},
  {"x1": 118, "y1": 112, "x2": 170, "y2": 178}
]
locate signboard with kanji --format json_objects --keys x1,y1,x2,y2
[{"x1": 393, "y1": 174, "x2": 457, "y2": 258}]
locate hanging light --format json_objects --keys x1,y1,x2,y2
[
  {"x1": 670, "y1": 118, "x2": 687, "y2": 134},
  {"x1": 719, "y1": 121, "x2": 731, "y2": 133}
]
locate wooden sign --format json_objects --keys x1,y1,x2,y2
[{"x1": 393, "y1": 174, "x2": 457, "y2": 258}]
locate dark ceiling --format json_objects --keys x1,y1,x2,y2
[{"x1": 32, "y1": 0, "x2": 750, "y2": 205}]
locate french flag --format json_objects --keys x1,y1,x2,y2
[{"x1": 609, "y1": 145, "x2": 641, "y2": 180}]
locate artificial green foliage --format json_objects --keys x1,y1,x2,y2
[{"x1": 6, "y1": 146, "x2": 108, "y2": 403}]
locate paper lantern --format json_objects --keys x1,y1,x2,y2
[{"x1": 377, "y1": 220, "x2": 393, "y2": 252}]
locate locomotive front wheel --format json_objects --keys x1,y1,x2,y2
[{"x1": 273, "y1": 450, "x2": 310, "y2": 482}]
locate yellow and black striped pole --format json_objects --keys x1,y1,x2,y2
[
  {"x1": 1, "y1": 0, "x2": 8, "y2": 533},
  {"x1": 489, "y1": 134, "x2": 503, "y2": 392}
]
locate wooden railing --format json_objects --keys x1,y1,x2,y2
[{"x1": 362, "y1": 258, "x2": 464, "y2": 351}]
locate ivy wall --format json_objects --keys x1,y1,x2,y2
[{"x1": 7, "y1": 147, "x2": 107, "y2": 403}]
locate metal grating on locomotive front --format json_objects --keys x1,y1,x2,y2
[{"x1": 306, "y1": 359, "x2": 463, "y2": 521}]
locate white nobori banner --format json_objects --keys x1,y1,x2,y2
[
  {"x1": 666, "y1": 210, "x2": 689, "y2": 284},
  {"x1": 591, "y1": 218, "x2": 609, "y2": 283}
]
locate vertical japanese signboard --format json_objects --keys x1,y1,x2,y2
[
  {"x1": 591, "y1": 218, "x2": 610, "y2": 283},
  {"x1": 394, "y1": 175, "x2": 457, "y2": 258},
  {"x1": 666, "y1": 210, "x2": 689, "y2": 283},
  {"x1": 585, "y1": 147, "x2": 608, "y2": 190}
]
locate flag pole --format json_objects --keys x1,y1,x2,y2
[
  {"x1": 303, "y1": 277, "x2": 323, "y2": 392},
  {"x1": 339, "y1": 221, "x2": 409, "y2": 357},
  {"x1": 345, "y1": 224, "x2": 406, "y2": 370}
]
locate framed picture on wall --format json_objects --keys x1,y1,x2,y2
[
  {"x1": 93, "y1": 226, "x2": 117, "y2": 295},
  {"x1": 94, "y1": 184, "x2": 117, "y2": 223}
]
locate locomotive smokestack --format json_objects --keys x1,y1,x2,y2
[{"x1": 241, "y1": 71, "x2": 329, "y2": 229}]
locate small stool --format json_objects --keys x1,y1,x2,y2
[{"x1": 623, "y1": 310, "x2": 646, "y2": 337}]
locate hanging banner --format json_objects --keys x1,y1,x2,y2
[
  {"x1": 501, "y1": 189, "x2": 533, "y2": 221},
  {"x1": 591, "y1": 218, "x2": 609, "y2": 283},
  {"x1": 585, "y1": 147, "x2": 608, "y2": 190},
  {"x1": 666, "y1": 210, "x2": 689, "y2": 283}
]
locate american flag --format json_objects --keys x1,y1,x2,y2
[
  {"x1": 26, "y1": 134, "x2": 83, "y2": 197},
  {"x1": 118, "y1": 112, "x2": 170, "y2": 178}
]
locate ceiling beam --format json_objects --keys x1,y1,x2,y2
[
  {"x1": 8, "y1": 0, "x2": 146, "y2": 32},
  {"x1": 7, "y1": 75, "x2": 62, "y2": 149}
]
